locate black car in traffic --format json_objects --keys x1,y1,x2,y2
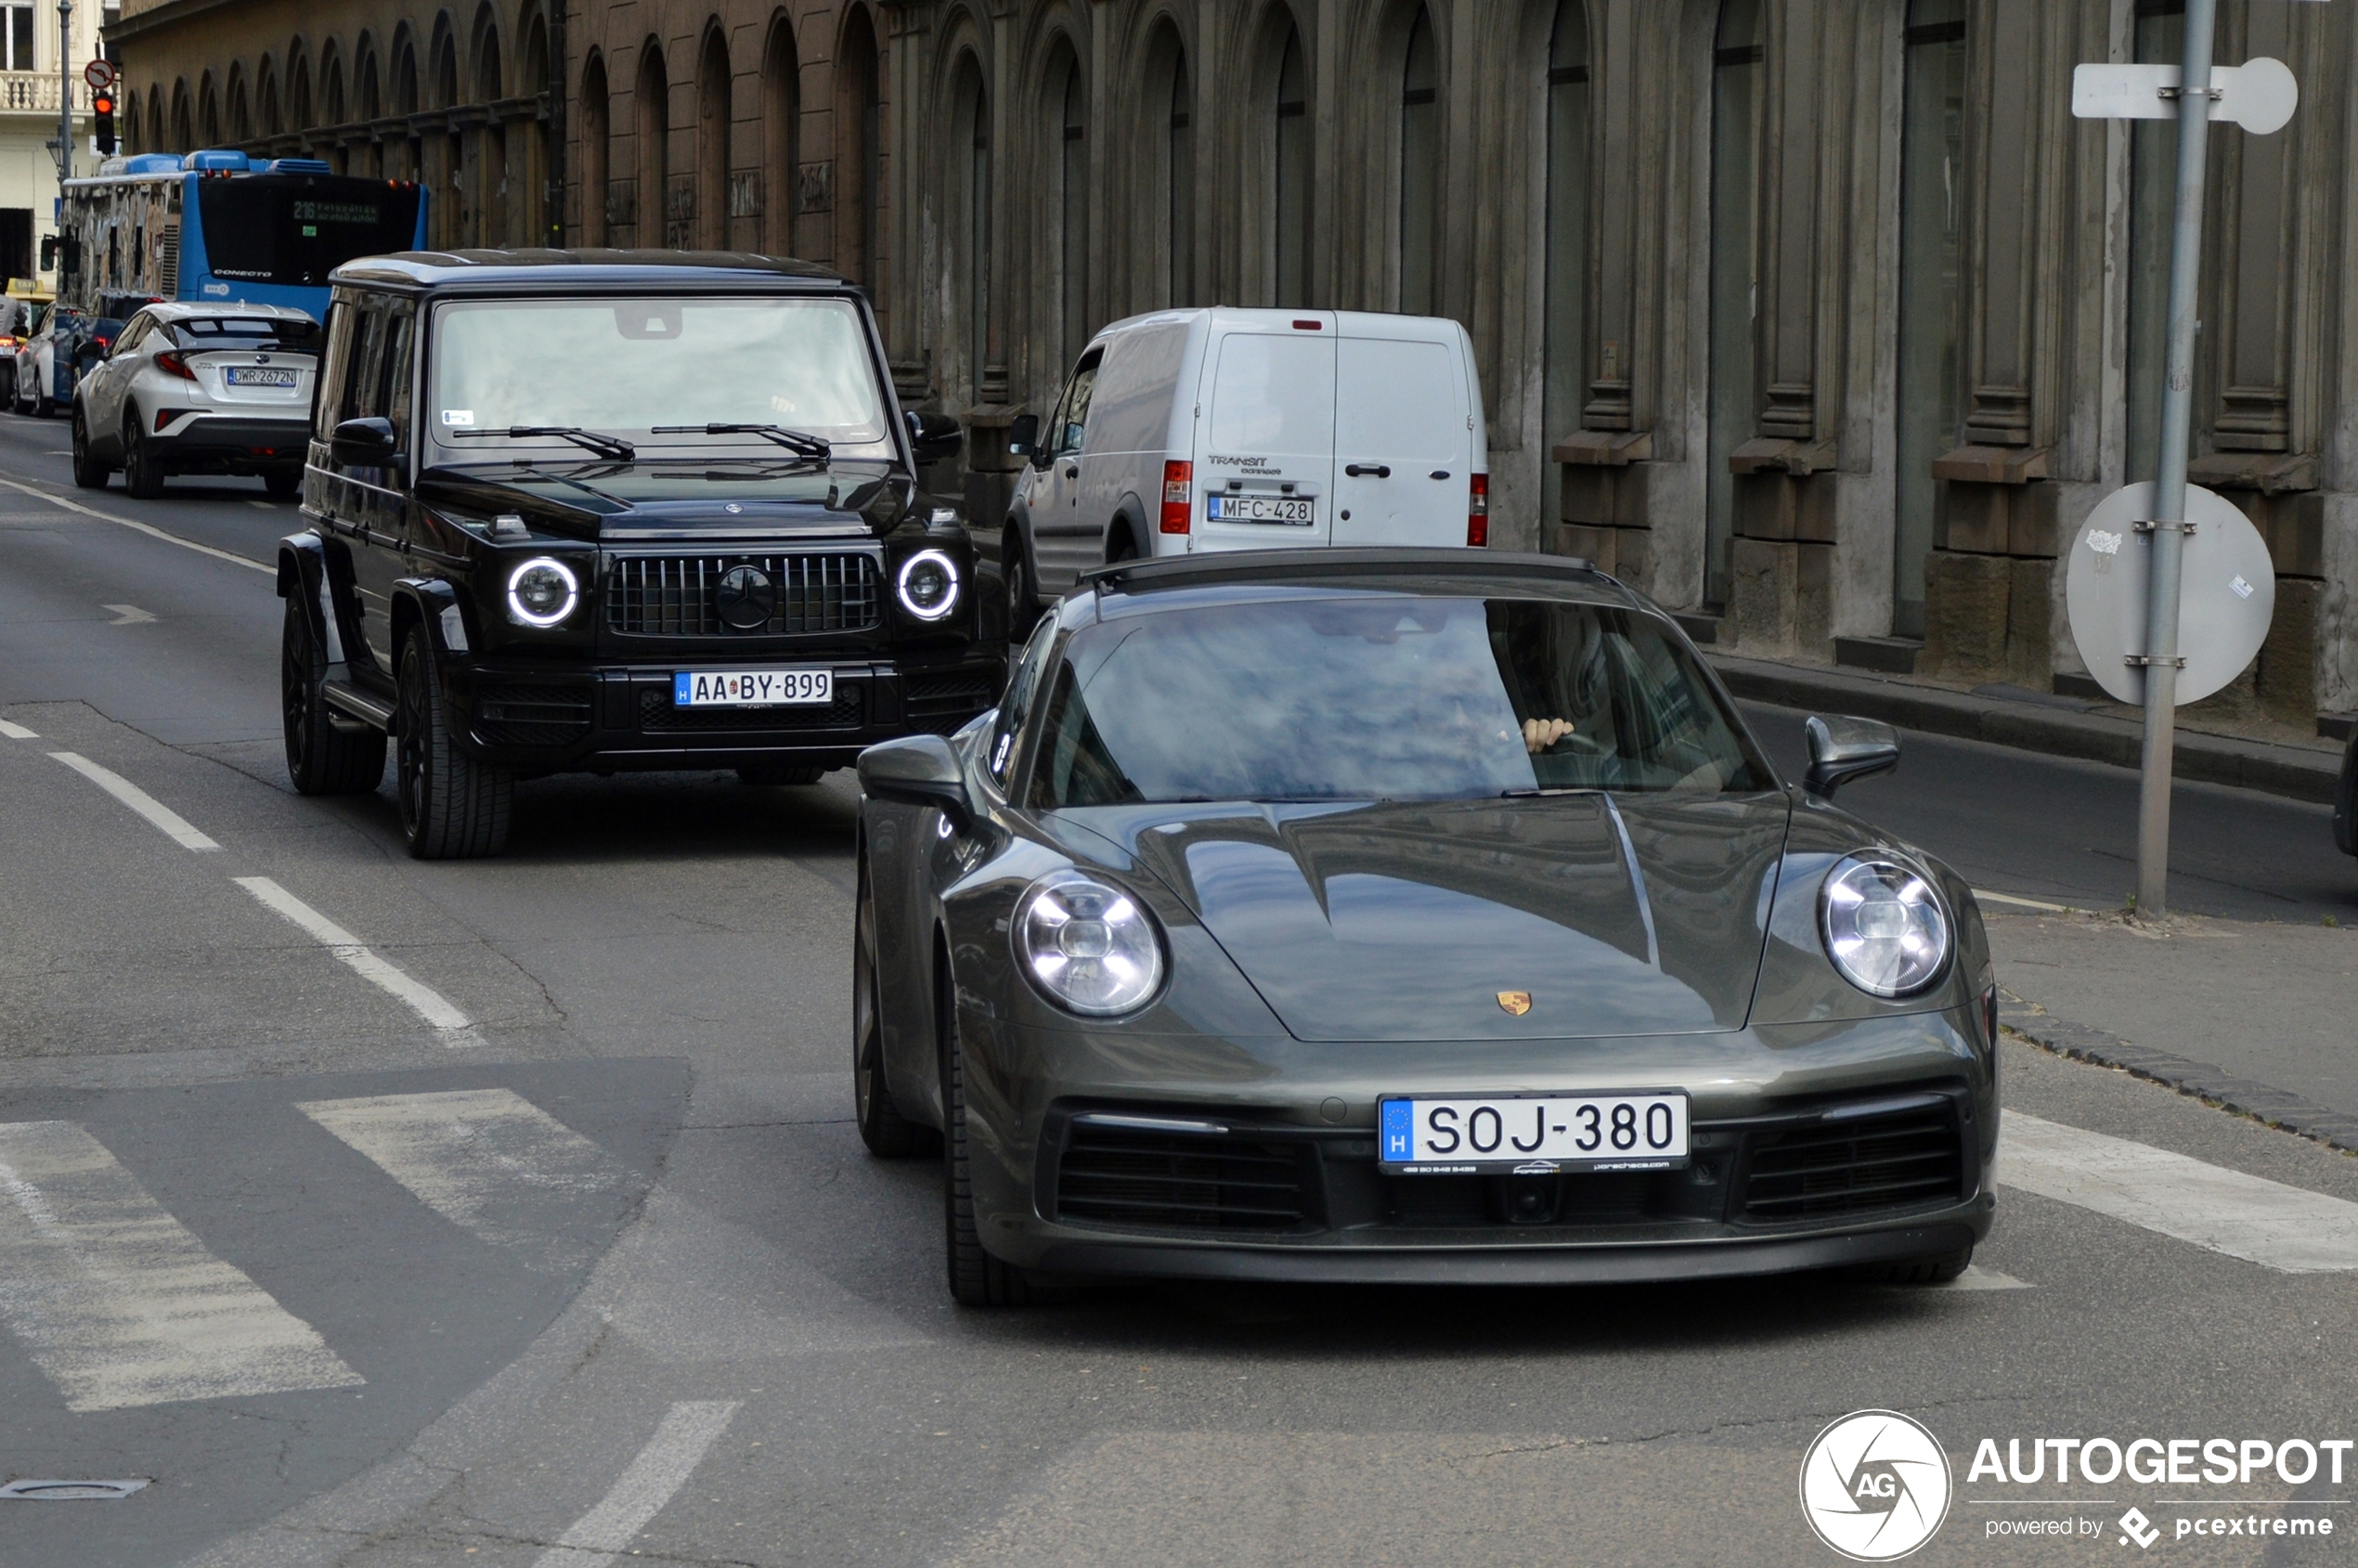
[{"x1": 277, "y1": 249, "x2": 1000, "y2": 858}]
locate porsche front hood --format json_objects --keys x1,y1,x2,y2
[{"x1": 1101, "y1": 794, "x2": 1792, "y2": 1043}]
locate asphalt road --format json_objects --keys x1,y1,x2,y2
[{"x1": 4, "y1": 410, "x2": 2356, "y2": 1568}]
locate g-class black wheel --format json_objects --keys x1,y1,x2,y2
[
  {"x1": 395, "y1": 624, "x2": 512, "y2": 859},
  {"x1": 282, "y1": 596, "x2": 386, "y2": 796}
]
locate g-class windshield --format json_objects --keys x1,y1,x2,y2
[{"x1": 428, "y1": 296, "x2": 893, "y2": 459}]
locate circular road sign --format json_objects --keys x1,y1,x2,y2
[
  {"x1": 84, "y1": 58, "x2": 117, "y2": 91},
  {"x1": 2065, "y1": 480, "x2": 2274, "y2": 707}
]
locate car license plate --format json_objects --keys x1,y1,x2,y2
[
  {"x1": 1378, "y1": 1093, "x2": 1690, "y2": 1173},
  {"x1": 1206, "y1": 494, "x2": 1315, "y2": 525},
  {"x1": 673, "y1": 669, "x2": 834, "y2": 707},
  {"x1": 225, "y1": 367, "x2": 298, "y2": 386}
]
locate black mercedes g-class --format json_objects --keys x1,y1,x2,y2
[{"x1": 275, "y1": 249, "x2": 1001, "y2": 859}]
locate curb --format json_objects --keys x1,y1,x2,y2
[
  {"x1": 2001, "y1": 1001, "x2": 2358, "y2": 1156},
  {"x1": 1710, "y1": 654, "x2": 2341, "y2": 806}
]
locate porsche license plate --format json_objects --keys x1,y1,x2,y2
[
  {"x1": 1206, "y1": 494, "x2": 1315, "y2": 525},
  {"x1": 1378, "y1": 1093, "x2": 1690, "y2": 1173},
  {"x1": 674, "y1": 669, "x2": 833, "y2": 707},
  {"x1": 225, "y1": 367, "x2": 298, "y2": 386}
]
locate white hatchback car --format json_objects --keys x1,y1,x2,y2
[{"x1": 71, "y1": 302, "x2": 321, "y2": 499}]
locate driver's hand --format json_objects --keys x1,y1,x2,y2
[{"x1": 1522, "y1": 718, "x2": 1575, "y2": 754}]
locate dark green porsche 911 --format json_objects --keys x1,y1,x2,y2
[{"x1": 852, "y1": 550, "x2": 1997, "y2": 1306}]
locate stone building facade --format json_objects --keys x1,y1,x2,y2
[{"x1": 103, "y1": 0, "x2": 2358, "y2": 727}]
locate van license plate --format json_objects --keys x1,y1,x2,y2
[
  {"x1": 674, "y1": 669, "x2": 834, "y2": 707},
  {"x1": 225, "y1": 367, "x2": 298, "y2": 386},
  {"x1": 1207, "y1": 495, "x2": 1315, "y2": 525}
]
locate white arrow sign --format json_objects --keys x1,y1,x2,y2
[{"x1": 2072, "y1": 58, "x2": 2299, "y2": 135}]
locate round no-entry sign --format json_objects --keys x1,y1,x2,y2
[{"x1": 84, "y1": 59, "x2": 117, "y2": 91}]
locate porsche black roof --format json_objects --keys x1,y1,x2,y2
[{"x1": 329, "y1": 249, "x2": 850, "y2": 293}]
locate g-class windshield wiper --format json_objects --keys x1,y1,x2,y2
[
  {"x1": 651, "y1": 422, "x2": 832, "y2": 461},
  {"x1": 1500, "y1": 786, "x2": 1608, "y2": 798},
  {"x1": 450, "y1": 425, "x2": 637, "y2": 460}
]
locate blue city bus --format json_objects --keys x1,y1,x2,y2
[{"x1": 59, "y1": 151, "x2": 427, "y2": 321}]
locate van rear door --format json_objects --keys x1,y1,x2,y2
[
  {"x1": 1192, "y1": 314, "x2": 1336, "y2": 552},
  {"x1": 1330, "y1": 319, "x2": 1471, "y2": 547}
]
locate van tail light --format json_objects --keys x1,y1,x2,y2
[
  {"x1": 155, "y1": 350, "x2": 196, "y2": 381},
  {"x1": 1160, "y1": 460, "x2": 1193, "y2": 534},
  {"x1": 1467, "y1": 473, "x2": 1489, "y2": 548}
]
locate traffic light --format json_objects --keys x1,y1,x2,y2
[{"x1": 92, "y1": 89, "x2": 114, "y2": 155}]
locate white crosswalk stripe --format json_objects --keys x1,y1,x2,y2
[
  {"x1": 1999, "y1": 1111, "x2": 2358, "y2": 1273},
  {"x1": 0, "y1": 1121, "x2": 363, "y2": 1411},
  {"x1": 298, "y1": 1088, "x2": 624, "y2": 1267}
]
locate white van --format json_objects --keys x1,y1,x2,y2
[{"x1": 1003, "y1": 307, "x2": 1488, "y2": 617}]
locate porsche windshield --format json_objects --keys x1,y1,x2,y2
[
  {"x1": 428, "y1": 296, "x2": 892, "y2": 454},
  {"x1": 1029, "y1": 594, "x2": 1775, "y2": 807}
]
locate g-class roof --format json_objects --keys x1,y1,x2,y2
[{"x1": 329, "y1": 249, "x2": 850, "y2": 293}]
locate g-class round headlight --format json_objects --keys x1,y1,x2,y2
[
  {"x1": 896, "y1": 549, "x2": 960, "y2": 621},
  {"x1": 1014, "y1": 869, "x2": 1165, "y2": 1017},
  {"x1": 506, "y1": 557, "x2": 578, "y2": 628},
  {"x1": 1820, "y1": 855, "x2": 1950, "y2": 997}
]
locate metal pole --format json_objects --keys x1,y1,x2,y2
[
  {"x1": 54, "y1": 0, "x2": 70, "y2": 187},
  {"x1": 2134, "y1": 0, "x2": 2217, "y2": 921}
]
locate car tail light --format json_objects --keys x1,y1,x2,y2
[
  {"x1": 1160, "y1": 460, "x2": 1192, "y2": 535},
  {"x1": 1467, "y1": 473, "x2": 1489, "y2": 547},
  {"x1": 155, "y1": 407, "x2": 176, "y2": 432},
  {"x1": 155, "y1": 350, "x2": 196, "y2": 381}
]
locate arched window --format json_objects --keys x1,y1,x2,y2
[
  {"x1": 1543, "y1": 1, "x2": 1589, "y2": 448},
  {"x1": 760, "y1": 18, "x2": 797, "y2": 255},
  {"x1": 952, "y1": 56, "x2": 991, "y2": 397},
  {"x1": 259, "y1": 58, "x2": 281, "y2": 138},
  {"x1": 1704, "y1": 0, "x2": 1763, "y2": 609},
  {"x1": 1054, "y1": 48, "x2": 1087, "y2": 365},
  {"x1": 201, "y1": 76, "x2": 221, "y2": 146},
  {"x1": 171, "y1": 81, "x2": 191, "y2": 151},
  {"x1": 637, "y1": 40, "x2": 668, "y2": 247},
  {"x1": 697, "y1": 28, "x2": 731, "y2": 250},
  {"x1": 290, "y1": 48, "x2": 312, "y2": 131},
  {"x1": 1152, "y1": 28, "x2": 1192, "y2": 307},
  {"x1": 228, "y1": 68, "x2": 250, "y2": 145},
  {"x1": 580, "y1": 52, "x2": 610, "y2": 244},
  {"x1": 1397, "y1": 8, "x2": 1439, "y2": 315},
  {"x1": 435, "y1": 33, "x2": 462, "y2": 245},
  {"x1": 393, "y1": 37, "x2": 420, "y2": 182},
  {"x1": 476, "y1": 25, "x2": 506, "y2": 244},
  {"x1": 1273, "y1": 23, "x2": 1309, "y2": 308},
  {"x1": 520, "y1": 10, "x2": 551, "y2": 241},
  {"x1": 836, "y1": 8, "x2": 881, "y2": 284},
  {"x1": 1894, "y1": 0, "x2": 1966, "y2": 637}
]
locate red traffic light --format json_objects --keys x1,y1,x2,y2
[{"x1": 92, "y1": 92, "x2": 112, "y2": 115}]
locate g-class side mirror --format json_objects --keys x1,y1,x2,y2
[
  {"x1": 330, "y1": 416, "x2": 397, "y2": 467},
  {"x1": 857, "y1": 732, "x2": 974, "y2": 829},
  {"x1": 905, "y1": 408, "x2": 965, "y2": 466},
  {"x1": 1007, "y1": 412, "x2": 1040, "y2": 460},
  {"x1": 1803, "y1": 715, "x2": 1900, "y2": 799}
]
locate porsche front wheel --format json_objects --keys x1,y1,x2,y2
[{"x1": 941, "y1": 964, "x2": 1031, "y2": 1307}]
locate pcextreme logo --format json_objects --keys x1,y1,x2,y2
[{"x1": 1800, "y1": 1410, "x2": 1955, "y2": 1562}]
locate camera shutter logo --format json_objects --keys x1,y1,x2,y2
[{"x1": 1798, "y1": 1410, "x2": 1952, "y2": 1561}]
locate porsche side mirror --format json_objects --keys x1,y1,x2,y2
[
  {"x1": 330, "y1": 416, "x2": 397, "y2": 466},
  {"x1": 905, "y1": 408, "x2": 964, "y2": 466},
  {"x1": 1007, "y1": 412, "x2": 1039, "y2": 459},
  {"x1": 1803, "y1": 715, "x2": 1900, "y2": 799},
  {"x1": 857, "y1": 732, "x2": 975, "y2": 828}
]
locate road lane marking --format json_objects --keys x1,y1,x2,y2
[
  {"x1": 530, "y1": 1401, "x2": 740, "y2": 1568},
  {"x1": 1974, "y1": 889, "x2": 2075, "y2": 913},
  {"x1": 48, "y1": 751, "x2": 221, "y2": 850},
  {"x1": 2000, "y1": 1111, "x2": 2358, "y2": 1272},
  {"x1": 1949, "y1": 1264, "x2": 2031, "y2": 1289},
  {"x1": 0, "y1": 719, "x2": 36, "y2": 739},
  {"x1": 101, "y1": 603, "x2": 156, "y2": 625},
  {"x1": 298, "y1": 1088, "x2": 621, "y2": 1262},
  {"x1": 0, "y1": 1120, "x2": 365, "y2": 1411},
  {"x1": 232, "y1": 876, "x2": 474, "y2": 1034},
  {"x1": 0, "y1": 473, "x2": 273, "y2": 575}
]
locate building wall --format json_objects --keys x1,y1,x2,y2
[{"x1": 2, "y1": 0, "x2": 109, "y2": 289}]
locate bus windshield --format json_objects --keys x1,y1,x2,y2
[{"x1": 197, "y1": 178, "x2": 422, "y2": 288}]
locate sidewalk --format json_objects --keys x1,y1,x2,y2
[
  {"x1": 1709, "y1": 652, "x2": 2348, "y2": 805},
  {"x1": 1987, "y1": 904, "x2": 2358, "y2": 1150}
]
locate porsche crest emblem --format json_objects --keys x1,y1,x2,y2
[{"x1": 1496, "y1": 990, "x2": 1533, "y2": 1017}]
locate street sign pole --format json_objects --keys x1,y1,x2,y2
[
  {"x1": 54, "y1": 0, "x2": 71, "y2": 188},
  {"x1": 2131, "y1": 0, "x2": 2218, "y2": 921}
]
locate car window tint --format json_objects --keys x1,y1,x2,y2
[
  {"x1": 1058, "y1": 354, "x2": 1101, "y2": 453},
  {"x1": 170, "y1": 316, "x2": 325, "y2": 354},
  {"x1": 988, "y1": 617, "x2": 1059, "y2": 786},
  {"x1": 313, "y1": 300, "x2": 363, "y2": 439},
  {"x1": 340, "y1": 300, "x2": 387, "y2": 424},
  {"x1": 378, "y1": 304, "x2": 415, "y2": 453},
  {"x1": 1028, "y1": 595, "x2": 1772, "y2": 807}
]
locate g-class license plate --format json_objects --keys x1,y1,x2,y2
[
  {"x1": 674, "y1": 669, "x2": 833, "y2": 707},
  {"x1": 1378, "y1": 1093, "x2": 1690, "y2": 1174},
  {"x1": 1206, "y1": 494, "x2": 1315, "y2": 525},
  {"x1": 224, "y1": 367, "x2": 298, "y2": 386}
]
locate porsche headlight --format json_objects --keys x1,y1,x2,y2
[
  {"x1": 1820, "y1": 855, "x2": 1950, "y2": 997},
  {"x1": 1015, "y1": 869, "x2": 1164, "y2": 1017},
  {"x1": 506, "y1": 557, "x2": 578, "y2": 627}
]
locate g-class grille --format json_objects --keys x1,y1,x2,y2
[
  {"x1": 1739, "y1": 1105, "x2": 1963, "y2": 1222},
  {"x1": 1055, "y1": 1121, "x2": 1320, "y2": 1233},
  {"x1": 606, "y1": 553, "x2": 882, "y2": 636}
]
